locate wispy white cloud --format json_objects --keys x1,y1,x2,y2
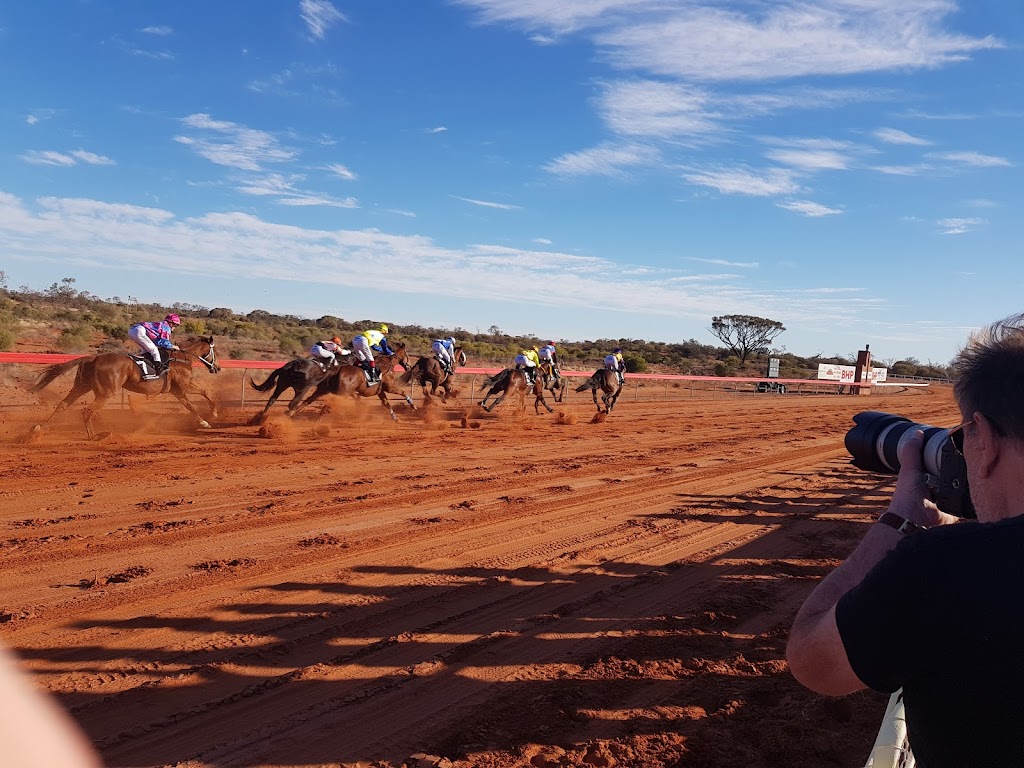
[
  {"x1": 175, "y1": 113, "x2": 298, "y2": 171},
  {"x1": 325, "y1": 163, "x2": 357, "y2": 181},
  {"x1": 111, "y1": 35, "x2": 174, "y2": 60},
  {"x1": 20, "y1": 149, "x2": 114, "y2": 167},
  {"x1": 427, "y1": 126, "x2": 448, "y2": 134},
  {"x1": 687, "y1": 257, "x2": 758, "y2": 269},
  {"x1": 451, "y1": 195, "x2": 521, "y2": 210},
  {"x1": 777, "y1": 200, "x2": 843, "y2": 217},
  {"x1": 765, "y1": 149, "x2": 850, "y2": 171},
  {"x1": 533, "y1": 237, "x2": 553, "y2": 245},
  {"x1": 682, "y1": 166, "x2": 800, "y2": 197},
  {"x1": 873, "y1": 127, "x2": 930, "y2": 145},
  {"x1": 300, "y1": 0, "x2": 346, "y2": 40},
  {"x1": 965, "y1": 198, "x2": 998, "y2": 208},
  {"x1": 25, "y1": 108, "x2": 57, "y2": 126},
  {"x1": 234, "y1": 173, "x2": 358, "y2": 208},
  {"x1": 930, "y1": 150, "x2": 1011, "y2": 168},
  {"x1": 246, "y1": 63, "x2": 343, "y2": 104},
  {"x1": 140, "y1": 25, "x2": 173, "y2": 36},
  {"x1": 872, "y1": 164, "x2": 929, "y2": 176},
  {"x1": 387, "y1": 209, "x2": 417, "y2": 218},
  {"x1": 544, "y1": 142, "x2": 658, "y2": 177},
  {"x1": 0, "y1": 190, "x2": 896, "y2": 327},
  {"x1": 937, "y1": 217, "x2": 985, "y2": 235},
  {"x1": 598, "y1": 80, "x2": 718, "y2": 138}
]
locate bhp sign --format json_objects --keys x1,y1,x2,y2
[{"x1": 817, "y1": 364, "x2": 888, "y2": 383}]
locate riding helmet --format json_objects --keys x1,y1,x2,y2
[
  {"x1": 380, "y1": 324, "x2": 389, "y2": 334},
  {"x1": 332, "y1": 336, "x2": 342, "y2": 344},
  {"x1": 165, "y1": 313, "x2": 181, "y2": 326}
]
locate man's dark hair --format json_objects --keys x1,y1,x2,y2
[{"x1": 953, "y1": 312, "x2": 1024, "y2": 440}]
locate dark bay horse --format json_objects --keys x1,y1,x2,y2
[
  {"x1": 539, "y1": 361, "x2": 567, "y2": 404},
  {"x1": 575, "y1": 368, "x2": 623, "y2": 413},
  {"x1": 290, "y1": 344, "x2": 414, "y2": 422},
  {"x1": 30, "y1": 336, "x2": 221, "y2": 438},
  {"x1": 247, "y1": 354, "x2": 349, "y2": 425},
  {"x1": 479, "y1": 368, "x2": 553, "y2": 415},
  {"x1": 398, "y1": 346, "x2": 466, "y2": 404}
]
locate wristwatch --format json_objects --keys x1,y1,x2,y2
[{"x1": 877, "y1": 512, "x2": 925, "y2": 535}]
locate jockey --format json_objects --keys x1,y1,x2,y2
[
  {"x1": 431, "y1": 336, "x2": 457, "y2": 376},
  {"x1": 604, "y1": 347, "x2": 626, "y2": 386},
  {"x1": 538, "y1": 341, "x2": 560, "y2": 381},
  {"x1": 352, "y1": 323, "x2": 393, "y2": 383},
  {"x1": 514, "y1": 346, "x2": 540, "y2": 385},
  {"x1": 128, "y1": 313, "x2": 180, "y2": 375},
  {"x1": 310, "y1": 336, "x2": 344, "y2": 369}
]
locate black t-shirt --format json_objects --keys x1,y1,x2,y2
[{"x1": 836, "y1": 516, "x2": 1024, "y2": 768}]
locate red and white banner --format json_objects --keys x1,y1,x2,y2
[{"x1": 817, "y1": 364, "x2": 888, "y2": 383}]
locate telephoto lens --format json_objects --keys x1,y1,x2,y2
[{"x1": 844, "y1": 411, "x2": 974, "y2": 518}]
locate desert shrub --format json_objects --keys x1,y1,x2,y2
[
  {"x1": 624, "y1": 354, "x2": 647, "y2": 373},
  {"x1": 713, "y1": 362, "x2": 729, "y2": 377},
  {"x1": 56, "y1": 325, "x2": 92, "y2": 351},
  {"x1": 183, "y1": 319, "x2": 207, "y2": 335},
  {"x1": 279, "y1": 336, "x2": 304, "y2": 356},
  {"x1": 0, "y1": 326, "x2": 14, "y2": 351},
  {"x1": 107, "y1": 325, "x2": 129, "y2": 341},
  {"x1": 229, "y1": 347, "x2": 250, "y2": 360}
]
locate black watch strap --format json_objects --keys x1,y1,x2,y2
[{"x1": 877, "y1": 512, "x2": 925, "y2": 535}]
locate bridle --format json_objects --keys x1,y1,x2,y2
[{"x1": 195, "y1": 340, "x2": 219, "y2": 373}]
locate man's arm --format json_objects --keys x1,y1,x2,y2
[{"x1": 787, "y1": 430, "x2": 956, "y2": 695}]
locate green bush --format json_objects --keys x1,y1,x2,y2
[
  {"x1": 183, "y1": 319, "x2": 207, "y2": 335},
  {"x1": 108, "y1": 325, "x2": 129, "y2": 340},
  {"x1": 0, "y1": 326, "x2": 14, "y2": 351},
  {"x1": 56, "y1": 326, "x2": 92, "y2": 351},
  {"x1": 624, "y1": 354, "x2": 648, "y2": 373}
]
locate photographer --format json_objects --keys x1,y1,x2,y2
[{"x1": 787, "y1": 312, "x2": 1024, "y2": 767}]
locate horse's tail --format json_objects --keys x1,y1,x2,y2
[
  {"x1": 480, "y1": 369, "x2": 507, "y2": 391},
  {"x1": 575, "y1": 372, "x2": 600, "y2": 393},
  {"x1": 249, "y1": 368, "x2": 282, "y2": 392},
  {"x1": 30, "y1": 358, "x2": 86, "y2": 393},
  {"x1": 398, "y1": 359, "x2": 421, "y2": 386}
]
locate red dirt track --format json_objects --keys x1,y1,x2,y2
[{"x1": 0, "y1": 383, "x2": 959, "y2": 768}]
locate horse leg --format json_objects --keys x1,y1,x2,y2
[
  {"x1": 591, "y1": 388, "x2": 602, "y2": 413},
  {"x1": 81, "y1": 394, "x2": 112, "y2": 439},
  {"x1": 171, "y1": 388, "x2": 211, "y2": 429},
  {"x1": 285, "y1": 385, "x2": 317, "y2": 417},
  {"x1": 185, "y1": 380, "x2": 218, "y2": 419},
  {"x1": 482, "y1": 388, "x2": 506, "y2": 412},
  {"x1": 378, "y1": 389, "x2": 398, "y2": 421}
]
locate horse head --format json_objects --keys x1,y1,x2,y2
[
  {"x1": 455, "y1": 348, "x2": 468, "y2": 367},
  {"x1": 180, "y1": 335, "x2": 221, "y2": 374}
]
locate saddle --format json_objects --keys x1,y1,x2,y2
[{"x1": 130, "y1": 354, "x2": 162, "y2": 381}]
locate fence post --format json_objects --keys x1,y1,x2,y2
[{"x1": 240, "y1": 369, "x2": 247, "y2": 409}]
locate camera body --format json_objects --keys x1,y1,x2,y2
[{"x1": 845, "y1": 411, "x2": 975, "y2": 518}]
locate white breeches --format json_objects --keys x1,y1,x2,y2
[
  {"x1": 129, "y1": 325, "x2": 160, "y2": 359},
  {"x1": 604, "y1": 355, "x2": 619, "y2": 369},
  {"x1": 432, "y1": 341, "x2": 452, "y2": 366},
  {"x1": 352, "y1": 336, "x2": 373, "y2": 363},
  {"x1": 515, "y1": 354, "x2": 536, "y2": 368},
  {"x1": 311, "y1": 344, "x2": 334, "y2": 360}
]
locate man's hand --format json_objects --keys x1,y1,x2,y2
[{"x1": 889, "y1": 430, "x2": 959, "y2": 527}]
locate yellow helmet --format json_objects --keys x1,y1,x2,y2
[
  {"x1": 380, "y1": 324, "x2": 389, "y2": 334},
  {"x1": 533, "y1": 346, "x2": 539, "y2": 352}
]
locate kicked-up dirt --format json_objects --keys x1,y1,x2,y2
[{"x1": 0, "y1": 383, "x2": 960, "y2": 768}]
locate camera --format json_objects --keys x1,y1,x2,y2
[{"x1": 845, "y1": 411, "x2": 974, "y2": 518}]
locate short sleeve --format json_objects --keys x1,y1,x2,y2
[{"x1": 835, "y1": 536, "x2": 936, "y2": 693}]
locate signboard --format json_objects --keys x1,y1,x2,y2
[
  {"x1": 767, "y1": 358, "x2": 780, "y2": 379},
  {"x1": 817, "y1": 364, "x2": 888, "y2": 383}
]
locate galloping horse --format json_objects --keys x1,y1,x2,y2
[
  {"x1": 479, "y1": 368, "x2": 553, "y2": 415},
  {"x1": 291, "y1": 343, "x2": 414, "y2": 422},
  {"x1": 398, "y1": 346, "x2": 467, "y2": 404},
  {"x1": 247, "y1": 355, "x2": 348, "y2": 425},
  {"x1": 575, "y1": 368, "x2": 623, "y2": 413},
  {"x1": 539, "y1": 361, "x2": 568, "y2": 404},
  {"x1": 30, "y1": 336, "x2": 221, "y2": 438}
]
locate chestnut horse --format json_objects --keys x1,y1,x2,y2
[
  {"x1": 29, "y1": 336, "x2": 221, "y2": 438},
  {"x1": 290, "y1": 344, "x2": 414, "y2": 422},
  {"x1": 398, "y1": 346, "x2": 466, "y2": 404},
  {"x1": 479, "y1": 368, "x2": 553, "y2": 415},
  {"x1": 247, "y1": 354, "x2": 349, "y2": 425},
  {"x1": 575, "y1": 368, "x2": 623, "y2": 413}
]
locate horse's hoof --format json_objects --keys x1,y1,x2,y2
[{"x1": 198, "y1": 420, "x2": 212, "y2": 429}]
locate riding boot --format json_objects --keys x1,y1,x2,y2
[{"x1": 150, "y1": 352, "x2": 163, "y2": 376}]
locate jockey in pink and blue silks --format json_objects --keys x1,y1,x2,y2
[{"x1": 128, "y1": 314, "x2": 181, "y2": 375}]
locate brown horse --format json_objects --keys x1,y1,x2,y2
[
  {"x1": 539, "y1": 361, "x2": 567, "y2": 404},
  {"x1": 575, "y1": 368, "x2": 623, "y2": 413},
  {"x1": 29, "y1": 336, "x2": 221, "y2": 438},
  {"x1": 397, "y1": 346, "x2": 466, "y2": 404},
  {"x1": 292, "y1": 344, "x2": 414, "y2": 421},
  {"x1": 479, "y1": 368, "x2": 553, "y2": 415}
]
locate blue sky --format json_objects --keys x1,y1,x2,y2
[{"x1": 0, "y1": 1, "x2": 1020, "y2": 364}]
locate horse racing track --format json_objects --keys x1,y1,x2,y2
[{"x1": 0, "y1": 387, "x2": 959, "y2": 768}]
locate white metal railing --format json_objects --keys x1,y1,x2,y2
[{"x1": 865, "y1": 690, "x2": 915, "y2": 768}]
